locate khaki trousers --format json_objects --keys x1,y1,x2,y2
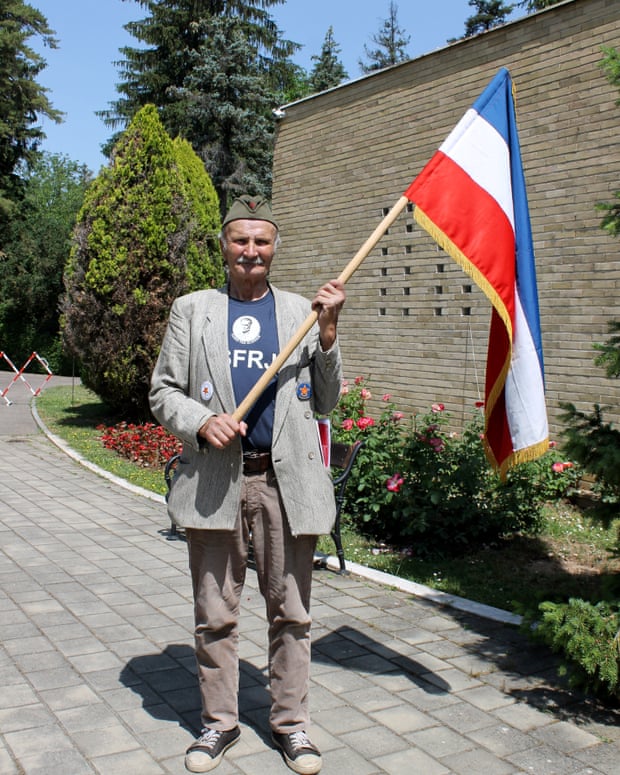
[{"x1": 186, "y1": 468, "x2": 317, "y2": 733}]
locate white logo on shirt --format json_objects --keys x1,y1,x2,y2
[{"x1": 231, "y1": 315, "x2": 261, "y2": 345}]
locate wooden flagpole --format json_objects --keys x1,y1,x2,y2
[{"x1": 232, "y1": 195, "x2": 410, "y2": 422}]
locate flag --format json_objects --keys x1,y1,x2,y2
[{"x1": 405, "y1": 68, "x2": 548, "y2": 476}]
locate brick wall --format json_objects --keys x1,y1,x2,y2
[{"x1": 270, "y1": 0, "x2": 620, "y2": 438}]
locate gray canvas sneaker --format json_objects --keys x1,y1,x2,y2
[
  {"x1": 272, "y1": 730, "x2": 322, "y2": 774},
  {"x1": 184, "y1": 726, "x2": 240, "y2": 772}
]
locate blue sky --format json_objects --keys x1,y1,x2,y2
[{"x1": 31, "y1": 0, "x2": 521, "y2": 172}]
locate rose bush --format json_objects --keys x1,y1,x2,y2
[{"x1": 331, "y1": 376, "x2": 582, "y2": 557}]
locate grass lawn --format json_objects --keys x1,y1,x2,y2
[{"x1": 35, "y1": 384, "x2": 619, "y2": 616}]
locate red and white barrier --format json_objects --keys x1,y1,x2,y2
[{"x1": 0, "y1": 352, "x2": 53, "y2": 406}]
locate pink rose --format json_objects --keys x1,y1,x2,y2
[
  {"x1": 382, "y1": 393, "x2": 392, "y2": 402},
  {"x1": 356, "y1": 416, "x2": 375, "y2": 431},
  {"x1": 341, "y1": 418, "x2": 354, "y2": 431},
  {"x1": 386, "y1": 473, "x2": 404, "y2": 492},
  {"x1": 431, "y1": 402, "x2": 445, "y2": 413},
  {"x1": 360, "y1": 388, "x2": 372, "y2": 400},
  {"x1": 429, "y1": 437, "x2": 445, "y2": 453}
]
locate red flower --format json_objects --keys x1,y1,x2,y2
[
  {"x1": 429, "y1": 437, "x2": 445, "y2": 453},
  {"x1": 475, "y1": 400, "x2": 484, "y2": 408},
  {"x1": 356, "y1": 416, "x2": 375, "y2": 431},
  {"x1": 382, "y1": 393, "x2": 392, "y2": 402},
  {"x1": 354, "y1": 376, "x2": 364, "y2": 385},
  {"x1": 99, "y1": 421, "x2": 182, "y2": 467},
  {"x1": 341, "y1": 418, "x2": 354, "y2": 431},
  {"x1": 431, "y1": 402, "x2": 445, "y2": 413},
  {"x1": 386, "y1": 473, "x2": 404, "y2": 492}
]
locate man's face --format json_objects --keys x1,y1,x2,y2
[{"x1": 221, "y1": 219, "x2": 278, "y2": 284}]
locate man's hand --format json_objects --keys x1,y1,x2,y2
[
  {"x1": 199, "y1": 414, "x2": 247, "y2": 448},
  {"x1": 312, "y1": 279, "x2": 346, "y2": 351}
]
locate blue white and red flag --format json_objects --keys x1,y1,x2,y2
[{"x1": 405, "y1": 68, "x2": 548, "y2": 475}]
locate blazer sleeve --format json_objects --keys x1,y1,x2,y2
[
  {"x1": 311, "y1": 338, "x2": 343, "y2": 416},
  {"x1": 149, "y1": 296, "x2": 213, "y2": 451}
]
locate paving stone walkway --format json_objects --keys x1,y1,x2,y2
[{"x1": 0, "y1": 375, "x2": 618, "y2": 775}]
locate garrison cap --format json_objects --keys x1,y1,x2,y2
[{"x1": 222, "y1": 195, "x2": 279, "y2": 230}]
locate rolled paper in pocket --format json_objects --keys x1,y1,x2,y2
[{"x1": 316, "y1": 417, "x2": 331, "y2": 468}]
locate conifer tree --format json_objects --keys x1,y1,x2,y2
[
  {"x1": 359, "y1": 1, "x2": 410, "y2": 74},
  {"x1": 168, "y1": 14, "x2": 279, "y2": 211},
  {"x1": 106, "y1": 0, "x2": 295, "y2": 131},
  {"x1": 309, "y1": 27, "x2": 348, "y2": 93},
  {"x1": 62, "y1": 105, "x2": 223, "y2": 417},
  {"x1": 0, "y1": 1, "x2": 61, "y2": 226},
  {"x1": 463, "y1": 0, "x2": 514, "y2": 37},
  {"x1": 100, "y1": 1, "x2": 298, "y2": 204}
]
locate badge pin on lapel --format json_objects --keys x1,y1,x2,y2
[
  {"x1": 296, "y1": 382, "x2": 312, "y2": 401},
  {"x1": 200, "y1": 381, "x2": 214, "y2": 401}
]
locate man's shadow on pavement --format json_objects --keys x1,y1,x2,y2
[
  {"x1": 119, "y1": 628, "x2": 450, "y2": 737},
  {"x1": 312, "y1": 625, "x2": 451, "y2": 695}
]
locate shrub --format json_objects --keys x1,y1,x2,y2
[
  {"x1": 560, "y1": 402, "x2": 620, "y2": 527},
  {"x1": 331, "y1": 376, "x2": 580, "y2": 557},
  {"x1": 62, "y1": 105, "x2": 224, "y2": 419},
  {"x1": 330, "y1": 378, "x2": 407, "y2": 528},
  {"x1": 528, "y1": 598, "x2": 620, "y2": 701}
]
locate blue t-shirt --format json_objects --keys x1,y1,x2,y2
[{"x1": 228, "y1": 292, "x2": 279, "y2": 451}]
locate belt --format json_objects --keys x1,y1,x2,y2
[{"x1": 242, "y1": 451, "x2": 272, "y2": 475}]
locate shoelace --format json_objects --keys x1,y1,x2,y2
[
  {"x1": 288, "y1": 731, "x2": 313, "y2": 751},
  {"x1": 197, "y1": 729, "x2": 222, "y2": 750}
]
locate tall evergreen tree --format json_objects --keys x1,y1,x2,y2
[
  {"x1": 268, "y1": 60, "x2": 312, "y2": 104},
  {"x1": 104, "y1": 0, "x2": 295, "y2": 131},
  {"x1": 464, "y1": 0, "x2": 514, "y2": 37},
  {"x1": 62, "y1": 105, "x2": 223, "y2": 417},
  {"x1": 308, "y1": 26, "x2": 348, "y2": 94},
  {"x1": 100, "y1": 0, "x2": 298, "y2": 206},
  {"x1": 359, "y1": 1, "x2": 410, "y2": 74},
  {"x1": 168, "y1": 14, "x2": 278, "y2": 211},
  {"x1": 0, "y1": 1, "x2": 61, "y2": 227}
]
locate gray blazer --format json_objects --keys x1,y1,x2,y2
[{"x1": 149, "y1": 285, "x2": 343, "y2": 535}]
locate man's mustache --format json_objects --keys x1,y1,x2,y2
[{"x1": 236, "y1": 257, "x2": 265, "y2": 266}]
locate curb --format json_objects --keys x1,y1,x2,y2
[
  {"x1": 31, "y1": 400, "x2": 166, "y2": 506},
  {"x1": 31, "y1": 399, "x2": 522, "y2": 628}
]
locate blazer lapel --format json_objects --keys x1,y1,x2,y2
[
  {"x1": 201, "y1": 290, "x2": 236, "y2": 412},
  {"x1": 272, "y1": 288, "x2": 307, "y2": 440}
]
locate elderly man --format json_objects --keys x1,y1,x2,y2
[{"x1": 149, "y1": 195, "x2": 345, "y2": 774}]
